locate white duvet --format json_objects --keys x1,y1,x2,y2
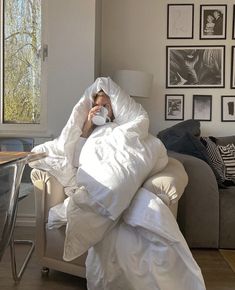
[{"x1": 30, "y1": 77, "x2": 205, "y2": 290}]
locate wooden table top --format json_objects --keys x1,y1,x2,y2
[{"x1": 0, "y1": 151, "x2": 47, "y2": 165}]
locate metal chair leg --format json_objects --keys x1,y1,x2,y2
[{"x1": 10, "y1": 237, "x2": 35, "y2": 282}]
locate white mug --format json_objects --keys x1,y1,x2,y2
[{"x1": 92, "y1": 106, "x2": 110, "y2": 126}]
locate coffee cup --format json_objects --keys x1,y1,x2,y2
[{"x1": 92, "y1": 106, "x2": 109, "y2": 126}]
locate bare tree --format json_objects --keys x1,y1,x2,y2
[{"x1": 3, "y1": 0, "x2": 41, "y2": 124}]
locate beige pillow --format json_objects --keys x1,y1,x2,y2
[{"x1": 143, "y1": 157, "x2": 188, "y2": 206}]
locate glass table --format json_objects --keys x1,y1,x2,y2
[{"x1": 0, "y1": 151, "x2": 46, "y2": 282}]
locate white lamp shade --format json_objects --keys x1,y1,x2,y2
[{"x1": 112, "y1": 70, "x2": 153, "y2": 98}]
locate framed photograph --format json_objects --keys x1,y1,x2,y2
[
  {"x1": 200, "y1": 5, "x2": 227, "y2": 39},
  {"x1": 166, "y1": 45, "x2": 225, "y2": 88},
  {"x1": 221, "y1": 96, "x2": 235, "y2": 122},
  {"x1": 231, "y1": 46, "x2": 235, "y2": 89},
  {"x1": 165, "y1": 94, "x2": 184, "y2": 120},
  {"x1": 167, "y1": 4, "x2": 194, "y2": 39},
  {"x1": 193, "y1": 95, "x2": 212, "y2": 121},
  {"x1": 232, "y1": 5, "x2": 235, "y2": 39}
]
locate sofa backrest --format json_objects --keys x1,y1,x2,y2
[{"x1": 216, "y1": 136, "x2": 235, "y2": 146}]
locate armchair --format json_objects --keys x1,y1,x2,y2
[{"x1": 31, "y1": 157, "x2": 188, "y2": 277}]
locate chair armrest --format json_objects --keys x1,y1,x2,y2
[
  {"x1": 31, "y1": 168, "x2": 66, "y2": 222},
  {"x1": 143, "y1": 157, "x2": 188, "y2": 218},
  {"x1": 143, "y1": 157, "x2": 188, "y2": 205},
  {"x1": 168, "y1": 151, "x2": 219, "y2": 248}
]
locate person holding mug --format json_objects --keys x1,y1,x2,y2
[{"x1": 81, "y1": 90, "x2": 114, "y2": 138}]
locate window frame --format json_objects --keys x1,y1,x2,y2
[{"x1": 0, "y1": 0, "x2": 48, "y2": 137}]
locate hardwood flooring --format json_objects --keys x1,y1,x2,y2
[
  {"x1": 0, "y1": 227, "x2": 235, "y2": 290},
  {"x1": 0, "y1": 227, "x2": 87, "y2": 290},
  {"x1": 192, "y1": 249, "x2": 235, "y2": 290}
]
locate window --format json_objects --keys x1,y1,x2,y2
[{"x1": 0, "y1": 0, "x2": 47, "y2": 134}]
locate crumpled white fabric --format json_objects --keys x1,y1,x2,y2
[
  {"x1": 30, "y1": 76, "x2": 168, "y2": 258},
  {"x1": 86, "y1": 188, "x2": 206, "y2": 290},
  {"x1": 30, "y1": 77, "x2": 205, "y2": 289},
  {"x1": 63, "y1": 121, "x2": 167, "y2": 261},
  {"x1": 29, "y1": 76, "x2": 151, "y2": 192},
  {"x1": 76, "y1": 122, "x2": 167, "y2": 220}
]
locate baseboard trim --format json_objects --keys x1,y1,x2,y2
[{"x1": 16, "y1": 214, "x2": 36, "y2": 227}]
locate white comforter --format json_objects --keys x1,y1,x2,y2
[
  {"x1": 30, "y1": 77, "x2": 205, "y2": 290},
  {"x1": 86, "y1": 188, "x2": 205, "y2": 290}
]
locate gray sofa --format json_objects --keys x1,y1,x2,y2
[{"x1": 158, "y1": 121, "x2": 235, "y2": 249}]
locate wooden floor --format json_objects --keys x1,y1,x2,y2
[
  {"x1": 0, "y1": 227, "x2": 235, "y2": 290},
  {"x1": 192, "y1": 249, "x2": 235, "y2": 290},
  {"x1": 0, "y1": 227, "x2": 87, "y2": 290}
]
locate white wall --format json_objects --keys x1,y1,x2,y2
[
  {"x1": 101, "y1": 0, "x2": 235, "y2": 137},
  {"x1": 46, "y1": 0, "x2": 100, "y2": 138}
]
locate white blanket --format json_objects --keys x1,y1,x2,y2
[
  {"x1": 86, "y1": 188, "x2": 205, "y2": 290},
  {"x1": 30, "y1": 77, "x2": 205, "y2": 290}
]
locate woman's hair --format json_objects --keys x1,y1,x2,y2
[{"x1": 93, "y1": 90, "x2": 106, "y2": 102}]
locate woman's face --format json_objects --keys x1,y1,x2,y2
[{"x1": 94, "y1": 94, "x2": 114, "y2": 120}]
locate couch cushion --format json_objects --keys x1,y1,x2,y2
[
  {"x1": 200, "y1": 137, "x2": 226, "y2": 184},
  {"x1": 165, "y1": 132, "x2": 209, "y2": 163},
  {"x1": 164, "y1": 133, "x2": 230, "y2": 188},
  {"x1": 157, "y1": 119, "x2": 200, "y2": 148},
  {"x1": 218, "y1": 143, "x2": 235, "y2": 181}
]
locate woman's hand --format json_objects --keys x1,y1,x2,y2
[
  {"x1": 81, "y1": 106, "x2": 101, "y2": 138},
  {"x1": 87, "y1": 105, "x2": 101, "y2": 122}
]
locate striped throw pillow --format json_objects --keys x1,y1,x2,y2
[
  {"x1": 200, "y1": 137, "x2": 226, "y2": 184},
  {"x1": 218, "y1": 143, "x2": 235, "y2": 180}
]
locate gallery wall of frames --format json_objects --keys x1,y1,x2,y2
[{"x1": 165, "y1": 3, "x2": 235, "y2": 123}]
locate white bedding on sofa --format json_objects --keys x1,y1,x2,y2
[
  {"x1": 76, "y1": 122, "x2": 168, "y2": 220},
  {"x1": 86, "y1": 188, "x2": 205, "y2": 290},
  {"x1": 30, "y1": 77, "x2": 205, "y2": 290}
]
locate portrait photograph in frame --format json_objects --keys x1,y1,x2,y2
[
  {"x1": 200, "y1": 5, "x2": 227, "y2": 39},
  {"x1": 165, "y1": 94, "x2": 184, "y2": 120},
  {"x1": 231, "y1": 46, "x2": 235, "y2": 89},
  {"x1": 167, "y1": 4, "x2": 194, "y2": 39},
  {"x1": 221, "y1": 96, "x2": 235, "y2": 122},
  {"x1": 192, "y1": 95, "x2": 212, "y2": 121},
  {"x1": 166, "y1": 45, "x2": 225, "y2": 88}
]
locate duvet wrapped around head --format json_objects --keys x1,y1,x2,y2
[
  {"x1": 30, "y1": 77, "x2": 152, "y2": 187},
  {"x1": 30, "y1": 76, "x2": 169, "y2": 261}
]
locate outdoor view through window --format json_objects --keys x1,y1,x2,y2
[{"x1": 3, "y1": 0, "x2": 41, "y2": 124}]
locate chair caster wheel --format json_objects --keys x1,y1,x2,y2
[{"x1": 41, "y1": 267, "x2": 49, "y2": 277}]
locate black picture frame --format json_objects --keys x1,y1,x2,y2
[
  {"x1": 167, "y1": 4, "x2": 194, "y2": 39},
  {"x1": 165, "y1": 94, "x2": 184, "y2": 120},
  {"x1": 231, "y1": 46, "x2": 235, "y2": 89},
  {"x1": 221, "y1": 96, "x2": 235, "y2": 122},
  {"x1": 233, "y1": 5, "x2": 235, "y2": 40},
  {"x1": 193, "y1": 95, "x2": 212, "y2": 121},
  {"x1": 200, "y1": 5, "x2": 227, "y2": 40},
  {"x1": 166, "y1": 45, "x2": 225, "y2": 88}
]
